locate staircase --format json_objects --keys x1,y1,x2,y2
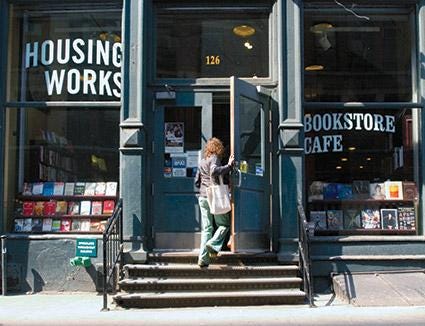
[{"x1": 113, "y1": 251, "x2": 306, "y2": 308}]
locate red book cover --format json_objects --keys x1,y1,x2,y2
[
  {"x1": 22, "y1": 202, "x2": 35, "y2": 216},
  {"x1": 43, "y1": 201, "x2": 57, "y2": 216},
  {"x1": 103, "y1": 200, "x2": 115, "y2": 214},
  {"x1": 91, "y1": 201, "x2": 103, "y2": 215},
  {"x1": 60, "y1": 218, "x2": 71, "y2": 232}
]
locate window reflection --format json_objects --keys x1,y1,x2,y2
[
  {"x1": 9, "y1": 10, "x2": 122, "y2": 102},
  {"x1": 304, "y1": 12, "x2": 412, "y2": 102},
  {"x1": 239, "y1": 96, "x2": 263, "y2": 175},
  {"x1": 7, "y1": 108, "x2": 119, "y2": 183},
  {"x1": 156, "y1": 12, "x2": 269, "y2": 78}
]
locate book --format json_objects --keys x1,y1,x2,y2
[
  {"x1": 361, "y1": 208, "x2": 381, "y2": 229},
  {"x1": 42, "y1": 182, "x2": 55, "y2": 196},
  {"x1": 32, "y1": 218, "x2": 43, "y2": 232},
  {"x1": 34, "y1": 201, "x2": 45, "y2": 216},
  {"x1": 80, "y1": 201, "x2": 92, "y2": 215},
  {"x1": 103, "y1": 200, "x2": 115, "y2": 214},
  {"x1": 60, "y1": 218, "x2": 71, "y2": 232},
  {"x1": 22, "y1": 183, "x2": 32, "y2": 196},
  {"x1": 398, "y1": 207, "x2": 416, "y2": 230},
  {"x1": 343, "y1": 209, "x2": 362, "y2": 229},
  {"x1": 32, "y1": 182, "x2": 44, "y2": 195},
  {"x1": 42, "y1": 218, "x2": 53, "y2": 232},
  {"x1": 308, "y1": 181, "x2": 325, "y2": 201},
  {"x1": 55, "y1": 201, "x2": 68, "y2": 215},
  {"x1": 67, "y1": 201, "x2": 80, "y2": 215},
  {"x1": 73, "y1": 182, "x2": 86, "y2": 195},
  {"x1": 53, "y1": 182, "x2": 65, "y2": 196},
  {"x1": 105, "y1": 182, "x2": 118, "y2": 196},
  {"x1": 80, "y1": 219, "x2": 91, "y2": 232},
  {"x1": 91, "y1": 201, "x2": 103, "y2": 215},
  {"x1": 22, "y1": 202, "x2": 35, "y2": 216},
  {"x1": 309, "y1": 211, "x2": 327, "y2": 230},
  {"x1": 84, "y1": 182, "x2": 97, "y2": 196},
  {"x1": 384, "y1": 181, "x2": 403, "y2": 200},
  {"x1": 402, "y1": 182, "x2": 418, "y2": 201},
  {"x1": 336, "y1": 184, "x2": 353, "y2": 200},
  {"x1": 352, "y1": 180, "x2": 370, "y2": 199},
  {"x1": 23, "y1": 218, "x2": 33, "y2": 232},
  {"x1": 14, "y1": 219, "x2": 24, "y2": 232},
  {"x1": 370, "y1": 183, "x2": 386, "y2": 200},
  {"x1": 51, "y1": 219, "x2": 61, "y2": 232},
  {"x1": 90, "y1": 220, "x2": 107, "y2": 232},
  {"x1": 43, "y1": 201, "x2": 57, "y2": 216},
  {"x1": 95, "y1": 182, "x2": 107, "y2": 195},
  {"x1": 327, "y1": 210, "x2": 343, "y2": 230},
  {"x1": 323, "y1": 183, "x2": 338, "y2": 200},
  {"x1": 381, "y1": 208, "x2": 398, "y2": 230},
  {"x1": 71, "y1": 219, "x2": 81, "y2": 231},
  {"x1": 64, "y1": 182, "x2": 75, "y2": 196}
]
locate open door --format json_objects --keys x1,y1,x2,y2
[{"x1": 230, "y1": 76, "x2": 271, "y2": 252}]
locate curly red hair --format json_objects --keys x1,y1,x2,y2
[{"x1": 204, "y1": 137, "x2": 225, "y2": 158}]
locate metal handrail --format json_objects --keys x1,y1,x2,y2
[
  {"x1": 102, "y1": 198, "x2": 123, "y2": 311},
  {"x1": 297, "y1": 200, "x2": 315, "y2": 307},
  {"x1": 1, "y1": 235, "x2": 6, "y2": 296}
]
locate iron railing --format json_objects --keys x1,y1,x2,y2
[
  {"x1": 297, "y1": 200, "x2": 315, "y2": 307},
  {"x1": 1, "y1": 235, "x2": 6, "y2": 296},
  {"x1": 102, "y1": 198, "x2": 123, "y2": 311}
]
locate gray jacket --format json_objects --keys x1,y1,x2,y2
[{"x1": 194, "y1": 154, "x2": 232, "y2": 198}]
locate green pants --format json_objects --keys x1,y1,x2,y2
[{"x1": 198, "y1": 196, "x2": 230, "y2": 265}]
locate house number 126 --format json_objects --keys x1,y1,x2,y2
[{"x1": 205, "y1": 55, "x2": 221, "y2": 65}]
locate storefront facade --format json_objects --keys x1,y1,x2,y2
[{"x1": 1, "y1": 0, "x2": 425, "y2": 293}]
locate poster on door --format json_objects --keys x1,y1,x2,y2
[{"x1": 165, "y1": 122, "x2": 184, "y2": 153}]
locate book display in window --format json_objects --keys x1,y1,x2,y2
[
  {"x1": 51, "y1": 220, "x2": 61, "y2": 232},
  {"x1": 42, "y1": 218, "x2": 53, "y2": 232},
  {"x1": 308, "y1": 180, "x2": 418, "y2": 234},
  {"x1": 327, "y1": 210, "x2": 343, "y2": 230},
  {"x1": 398, "y1": 207, "x2": 416, "y2": 230},
  {"x1": 381, "y1": 208, "x2": 398, "y2": 230},
  {"x1": 32, "y1": 218, "x2": 43, "y2": 232},
  {"x1": 309, "y1": 211, "x2": 327, "y2": 230},
  {"x1": 33, "y1": 131, "x2": 78, "y2": 182},
  {"x1": 361, "y1": 208, "x2": 381, "y2": 229},
  {"x1": 343, "y1": 209, "x2": 362, "y2": 229},
  {"x1": 13, "y1": 181, "x2": 118, "y2": 234},
  {"x1": 14, "y1": 219, "x2": 24, "y2": 232},
  {"x1": 384, "y1": 181, "x2": 403, "y2": 200}
]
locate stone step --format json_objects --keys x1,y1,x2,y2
[
  {"x1": 124, "y1": 263, "x2": 300, "y2": 278},
  {"x1": 113, "y1": 289, "x2": 306, "y2": 308},
  {"x1": 148, "y1": 251, "x2": 278, "y2": 265},
  {"x1": 119, "y1": 276, "x2": 303, "y2": 292}
]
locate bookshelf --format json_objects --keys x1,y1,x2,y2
[
  {"x1": 13, "y1": 182, "x2": 118, "y2": 234},
  {"x1": 30, "y1": 140, "x2": 78, "y2": 182},
  {"x1": 307, "y1": 180, "x2": 418, "y2": 235}
]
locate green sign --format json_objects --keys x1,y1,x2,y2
[{"x1": 76, "y1": 239, "x2": 97, "y2": 257}]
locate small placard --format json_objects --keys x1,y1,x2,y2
[{"x1": 76, "y1": 238, "x2": 98, "y2": 257}]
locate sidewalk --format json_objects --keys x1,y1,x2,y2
[{"x1": 1, "y1": 292, "x2": 425, "y2": 326}]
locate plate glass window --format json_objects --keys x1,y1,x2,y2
[
  {"x1": 304, "y1": 12, "x2": 413, "y2": 102},
  {"x1": 156, "y1": 11, "x2": 269, "y2": 78},
  {"x1": 305, "y1": 108, "x2": 417, "y2": 234},
  {"x1": 8, "y1": 10, "x2": 122, "y2": 102}
]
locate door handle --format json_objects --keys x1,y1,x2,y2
[{"x1": 232, "y1": 168, "x2": 242, "y2": 188}]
